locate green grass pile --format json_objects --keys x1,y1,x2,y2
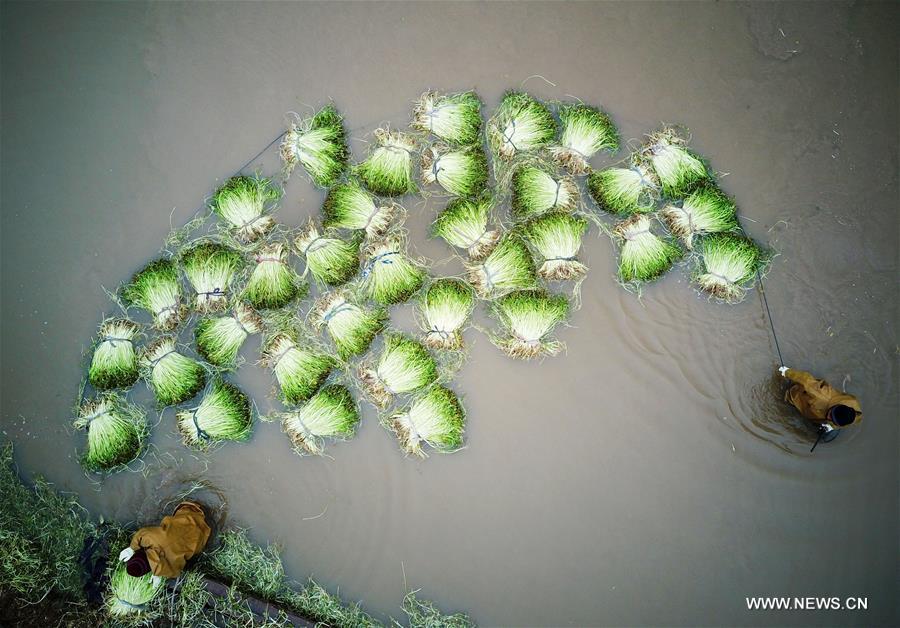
[
  {"x1": 243, "y1": 242, "x2": 308, "y2": 309},
  {"x1": 359, "y1": 333, "x2": 438, "y2": 408},
  {"x1": 322, "y1": 180, "x2": 399, "y2": 239},
  {"x1": 176, "y1": 378, "x2": 253, "y2": 448},
  {"x1": 361, "y1": 235, "x2": 426, "y2": 305},
  {"x1": 261, "y1": 332, "x2": 335, "y2": 406},
  {"x1": 195, "y1": 302, "x2": 263, "y2": 367},
  {"x1": 490, "y1": 289, "x2": 569, "y2": 359},
  {"x1": 660, "y1": 183, "x2": 740, "y2": 249},
  {"x1": 511, "y1": 164, "x2": 578, "y2": 220},
  {"x1": 310, "y1": 290, "x2": 386, "y2": 360},
  {"x1": 421, "y1": 145, "x2": 488, "y2": 199},
  {"x1": 521, "y1": 212, "x2": 589, "y2": 281},
  {"x1": 356, "y1": 128, "x2": 418, "y2": 196},
  {"x1": 431, "y1": 194, "x2": 501, "y2": 260},
  {"x1": 280, "y1": 104, "x2": 348, "y2": 187},
  {"x1": 121, "y1": 258, "x2": 185, "y2": 330},
  {"x1": 269, "y1": 384, "x2": 360, "y2": 456},
  {"x1": 642, "y1": 127, "x2": 712, "y2": 198},
  {"x1": 210, "y1": 174, "x2": 281, "y2": 242},
  {"x1": 105, "y1": 562, "x2": 165, "y2": 619},
  {"x1": 400, "y1": 590, "x2": 475, "y2": 628},
  {"x1": 88, "y1": 318, "x2": 140, "y2": 390},
  {"x1": 140, "y1": 336, "x2": 206, "y2": 406},
  {"x1": 465, "y1": 234, "x2": 537, "y2": 298},
  {"x1": 692, "y1": 233, "x2": 767, "y2": 303},
  {"x1": 417, "y1": 278, "x2": 475, "y2": 351},
  {"x1": 180, "y1": 240, "x2": 245, "y2": 313},
  {"x1": 487, "y1": 91, "x2": 556, "y2": 161},
  {"x1": 73, "y1": 393, "x2": 148, "y2": 472},
  {"x1": 613, "y1": 214, "x2": 683, "y2": 285},
  {"x1": 412, "y1": 90, "x2": 483, "y2": 146},
  {"x1": 587, "y1": 158, "x2": 660, "y2": 216},
  {"x1": 551, "y1": 102, "x2": 619, "y2": 174},
  {"x1": 385, "y1": 385, "x2": 466, "y2": 458},
  {"x1": 294, "y1": 218, "x2": 360, "y2": 287}
]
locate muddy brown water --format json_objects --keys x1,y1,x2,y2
[{"x1": 2, "y1": 2, "x2": 897, "y2": 626}]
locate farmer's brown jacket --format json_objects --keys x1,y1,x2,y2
[
  {"x1": 784, "y1": 368, "x2": 862, "y2": 428},
  {"x1": 129, "y1": 502, "x2": 211, "y2": 578}
]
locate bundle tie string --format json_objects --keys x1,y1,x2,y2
[
  {"x1": 100, "y1": 336, "x2": 132, "y2": 346},
  {"x1": 552, "y1": 180, "x2": 563, "y2": 208},
  {"x1": 301, "y1": 235, "x2": 330, "y2": 255},
  {"x1": 190, "y1": 408, "x2": 211, "y2": 442},
  {"x1": 270, "y1": 343, "x2": 296, "y2": 368},
  {"x1": 234, "y1": 314, "x2": 253, "y2": 336},
  {"x1": 238, "y1": 214, "x2": 267, "y2": 230},
  {"x1": 115, "y1": 598, "x2": 147, "y2": 611},
  {"x1": 481, "y1": 264, "x2": 497, "y2": 293},
  {"x1": 430, "y1": 157, "x2": 444, "y2": 184},
  {"x1": 545, "y1": 255, "x2": 577, "y2": 262},
  {"x1": 148, "y1": 349, "x2": 177, "y2": 367},
  {"x1": 155, "y1": 303, "x2": 180, "y2": 318},
  {"x1": 631, "y1": 165, "x2": 658, "y2": 190},
  {"x1": 427, "y1": 328, "x2": 452, "y2": 340},
  {"x1": 622, "y1": 228, "x2": 650, "y2": 241},
  {"x1": 255, "y1": 256, "x2": 285, "y2": 265},
  {"x1": 363, "y1": 205, "x2": 385, "y2": 233},
  {"x1": 197, "y1": 287, "x2": 226, "y2": 298},
  {"x1": 362, "y1": 251, "x2": 399, "y2": 278},
  {"x1": 322, "y1": 303, "x2": 355, "y2": 323},
  {"x1": 502, "y1": 119, "x2": 518, "y2": 150}
]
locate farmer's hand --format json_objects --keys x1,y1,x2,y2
[
  {"x1": 118, "y1": 547, "x2": 134, "y2": 562},
  {"x1": 151, "y1": 575, "x2": 163, "y2": 587},
  {"x1": 778, "y1": 366, "x2": 789, "y2": 377}
]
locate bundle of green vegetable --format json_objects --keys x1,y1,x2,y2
[
  {"x1": 511, "y1": 165, "x2": 578, "y2": 219},
  {"x1": 660, "y1": 184, "x2": 740, "y2": 249},
  {"x1": 693, "y1": 233, "x2": 767, "y2": 303},
  {"x1": 356, "y1": 128, "x2": 418, "y2": 196},
  {"x1": 385, "y1": 385, "x2": 465, "y2": 458},
  {"x1": 105, "y1": 561, "x2": 165, "y2": 618},
  {"x1": 310, "y1": 290, "x2": 386, "y2": 360},
  {"x1": 465, "y1": 234, "x2": 537, "y2": 298},
  {"x1": 121, "y1": 258, "x2": 185, "y2": 330},
  {"x1": 242, "y1": 242, "x2": 307, "y2": 309},
  {"x1": 487, "y1": 91, "x2": 556, "y2": 161},
  {"x1": 139, "y1": 337, "x2": 206, "y2": 407},
  {"x1": 269, "y1": 384, "x2": 360, "y2": 456},
  {"x1": 613, "y1": 214, "x2": 683, "y2": 285},
  {"x1": 551, "y1": 103, "x2": 619, "y2": 174},
  {"x1": 88, "y1": 318, "x2": 140, "y2": 390},
  {"x1": 421, "y1": 145, "x2": 488, "y2": 198},
  {"x1": 642, "y1": 127, "x2": 711, "y2": 198},
  {"x1": 176, "y1": 378, "x2": 253, "y2": 448},
  {"x1": 180, "y1": 241, "x2": 244, "y2": 313},
  {"x1": 359, "y1": 333, "x2": 438, "y2": 408},
  {"x1": 195, "y1": 302, "x2": 263, "y2": 367},
  {"x1": 260, "y1": 332, "x2": 335, "y2": 406},
  {"x1": 280, "y1": 104, "x2": 348, "y2": 187},
  {"x1": 416, "y1": 278, "x2": 475, "y2": 351},
  {"x1": 361, "y1": 235, "x2": 426, "y2": 305},
  {"x1": 294, "y1": 218, "x2": 360, "y2": 287},
  {"x1": 74, "y1": 394, "x2": 148, "y2": 472},
  {"x1": 587, "y1": 158, "x2": 660, "y2": 216},
  {"x1": 321, "y1": 181, "x2": 399, "y2": 239},
  {"x1": 490, "y1": 290, "x2": 569, "y2": 359},
  {"x1": 431, "y1": 195, "x2": 501, "y2": 260},
  {"x1": 412, "y1": 90, "x2": 483, "y2": 146},
  {"x1": 521, "y1": 212, "x2": 589, "y2": 281},
  {"x1": 210, "y1": 174, "x2": 281, "y2": 242}
]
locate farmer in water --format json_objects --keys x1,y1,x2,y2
[
  {"x1": 778, "y1": 366, "x2": 862, "y2": 433},
  {"x1": 118, "y1": 501, "x2": 211, "y2": 583}
]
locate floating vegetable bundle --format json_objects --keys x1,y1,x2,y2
[
  {"x1": 243, "y1": 243, "x2": 307, "y2": 309},
  {"x1": 416, "y1": 278, "x2": 475, "y2": 351},
  {"x1": 139, "y1": 337, "x2": 206, "y2": 407},
  {"x1": 693, "y1": 233, "x2": 766, "y2": 303},
  {"x1": 122, "y1": 258, "x2": 185, "y2": 330},
  {"x1": 294, "y1": 219, "x2": 360, "y2": 287},
  {"x1": 385, "y1": 385, "x2": 465, "y2": 458},
  {"x1": 421, "y1": 145, "x2": 488, "y2": 198},
  {"x1": 613, "y1": 214, "x2": 683, "y2": 285},
  {"x1": 280, "y1": 104, "x2": 348, "y2": 187},
  {"x1": 511, "y1": 165, "x2": 578, "y2": 219},
  {"x1": 210, "y1": 175, "x2": 281, "y2": 242},
  {"x1": 359, "y1": 333, "x2": 438, "y2": 408},
  {"x1": 412, "y1": 90, "x2": 482, "y2": 146},
  {"x1": 322, "y1": 181, "x2": 398, "y2": 239},
  {"x1": 587, "y1": 159, "x2": 659, "y2": 216},
  {"x1": 490, "y1": 290, "x2": 569, "y2": 359},
  {"x1": 487, "y1": 91, "x2": 556, "y2": 161},
  {"x1": 660, "y1": 184, "x2": 739, "y2": 249},
  {"x1": 465, "y1": 234, "x2": 537, "y2": 298},
  {"x1": 176, "y1": 378, "x2": 253, "y2": 448},
  {"x1": 105, "y1": 561, "x2": 164, "y2": 618},
  {"x1": 74, "y1": 394, "x2": 148, "y2": 472},
  {"x1": 270, "y1": 384, "x2": 360, "y2": 456},
  {"x1": 551, "y1": 103, "x2": 619, "y2": 174},
  {"x1": 642, "y1": 127, "x2": 711, "y2": 198},
  {"x1": 356, "y1": 128, "x2": 418, "y2": 196},
  {"x1": 521, "y1": 212, "x2": 589, "y2": 281},
  {"x1": 310, "y1": 291, "x2": 386, "y2": 360},
  {"x1": 260, "y1": 332, "x2": 335, "y2": 405},
  {"x1": 195, "y1": 303, "x2": 262, "y2": 367},
  {"x1": 431, "y1": 195, "x2": 500, "y2": 260},
  {"x1": 88, "y1": 318, "x2": 140, "y2": 390},
  {"x1": 361, "y1": 235, "x2": 426, "y2": 305},
  {"x1": 180, "y1": 241, "x2": 244, "y2": 313}
]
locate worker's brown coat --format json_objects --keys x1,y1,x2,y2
[
  {"x1": 129, "y1": 502, "x2": 211, "y2": 578},
  {"x1": 784, "y1": 368, "x2": 862, "y2": 428}
]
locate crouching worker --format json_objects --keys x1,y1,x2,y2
[
  {"x1": 118, "y1": 501, "x2": 211, "y2": 584},
  {"x1": 778, "y1": 366, "x2": 862, "y2": 438}
]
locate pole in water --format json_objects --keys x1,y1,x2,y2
[{"x1": 757, "y1": 269, "x2": 785, "y2": 368}]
